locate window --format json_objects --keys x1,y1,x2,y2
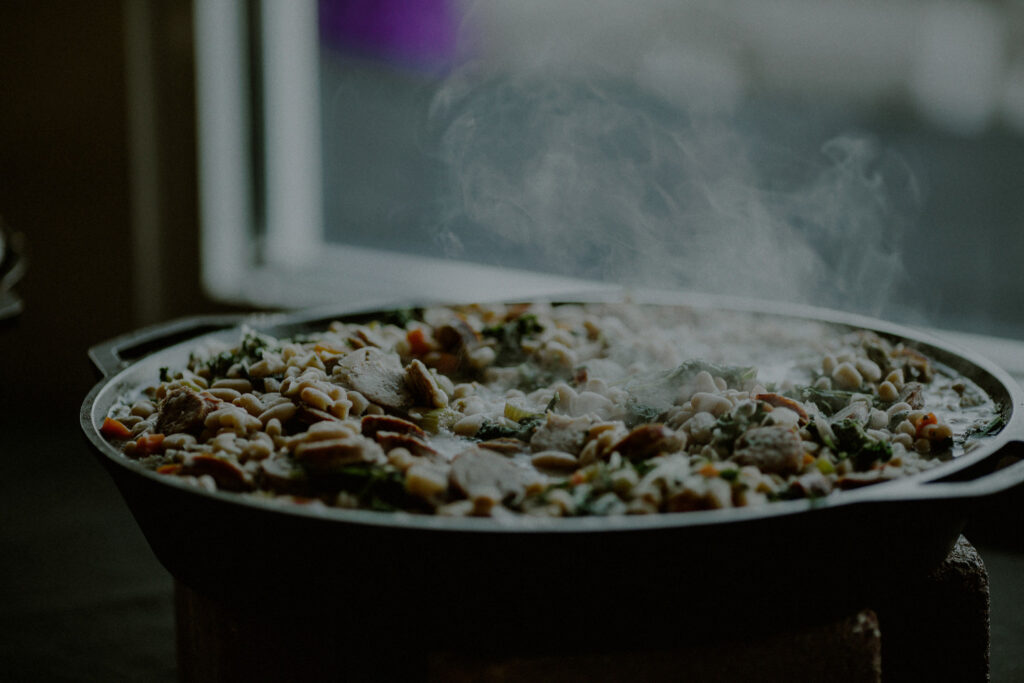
[{"x1": 194, "y1": 0, "x2": 1024, "y2": 345}]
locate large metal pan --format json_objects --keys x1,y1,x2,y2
[{"x1": 80, "y1": 290, "x2": 1024, "y2": 648}]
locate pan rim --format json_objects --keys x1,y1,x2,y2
[{"x1": 81, "y1": 287, "x2": 1024, "y2": 534}]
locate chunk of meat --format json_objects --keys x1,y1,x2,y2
[
  {"x1": 293, "y1": 436, "x2": 385, "y2": 474},
  {"x1": 898, "y1": 382, "x2": 925, "y2": 410},
  {"x1": 334, "y1": 347, "x2": 412, "y2": 410},
  {"x1": 374, "y1": 431, "x2": 439, "y2": 458},
  {"x1": 405, "y1": 359, "x2": 449, "y2": 408},
  {"x1": 435, "y1": 319, "x2": 479, "y2": 351},
  {"x1": 181, "y1": 453, "x2": 254, "y2": 492},
  {"x1": 608, "y1": 424, "x2": 684, "y2": 461},
  {"x1": 156, "y1": 386, "x2": 218, "y2": 435},
  {"x1": 449, "y1": 447, "x2": 527, "y2": 503},
  {"x1": 730, "y1": 426, "x2": 805, "y2": 475},
  {"x1": 529, "y1": 414, "x2": 591, "y2": 455},
  {"x1": 259, "y1": 456, "x2": 309, "y2": 494},
  {"x1": 892, "y1": 346, "x2": 933, "y2": 382},
  {"x1": 361, "y1": 415, "x2": 426, "y2": 439},
  {"x1": 477, "y1": 437, "x2": 528, "y2": 454}
]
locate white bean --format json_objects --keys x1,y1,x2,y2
[
  {"x1": 869, "y1": 409, "x2": 888, "y2": 430},
  {"x1": 877, "y1": 381, "x2": 899, "y2": 403},
  {"x1": 691, "y1": 393, "x2": 732, "y2": 417},
  {"x1": 207, "y1": 388, "x2": 241, "y2": 402},
  {"x1": 855, "y1": 359, "x2": 882, "y2": 383},
  {"x1": 300, "y1": 386, "x2": 333, "y2": 412},
  {"x1": 453, "y1": 414, "x2": 486, "y2": 437},
  {"x1": 832, "y1": 362, "x2": 863, "y2": 390},
  {"x1": 212, "y1": 378, "x2": 253, "y2": 393},
  {"x1": 258, "y1": 401, "x2": 297, "y2": 425}
]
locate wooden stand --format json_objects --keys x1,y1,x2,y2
[{"x1": 175, "y1": 537, "x2": 988, "y2": 682}]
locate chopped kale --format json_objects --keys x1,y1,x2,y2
[
  {"x1": 624, "y1": 400, "x2": 661, "y2": 428},
  {"x1": 481, "y1": 314, "x2": 545, "y2": 365},
  {"x1": 831, "y1": 418, "x2": 893, "y2": 471},
  {"x1": 379, "y1": 307, "x2": 422, "y2": 328},
  {"x1": 806, "y1": 419, "x2": 837, "y2": 451},
  {"x1": 711, "y1": 402, "x2": 771, "y2": 451},
  {"x1": 963, "y1": 413, "x2": 1007, "y2": 442},
  {"x1": 476, "y1": 415, "x2": 544, "y2": 442},
  {"x1": 786, "y1": 386, "x2": 861, "y2": 416},
  {"x1": 631, "y1": 459, "x2": 658, "y2": 477},
  {"x1": 191, "y1": 327, "x2": 278, "y2": 381},
  {"x1": 533, "y1": 462, "x2": 623, "y2": 514},
  {"x1": 718, "y1": 469, "x2": 740, "y2": 482},
  {"x1": 332, "y1": 463, "x2": 410, "y2": 512}
]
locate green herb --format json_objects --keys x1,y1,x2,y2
[
  {"x1": 191, "y1": 328, "x2": 278, "y2": 380},
  {"x1": 333, "y1": 463, "x2": 409, "y2": 512},
  {"x1": 476, "y1": 415, "x2": 544, "y2": 442},
  {"x1": 785, "y1": 386, "x2": 860, "y2": 416},
  {"x1": 378, "y1": 308, "x2": 422, "y2": 328},
  {"x1": 481, "y1": 314, "x2": 545, "y2": 365},
  {"x1": 623, "y1": 400, "x2": 660, "y2": 428},
  {"x1": 711, "y1": 402, "x2": 770, "y2": 452},
  {"x1": 831, "y1": 418, "x2": 893, "y2": 471},
  {"x1": 158, "y1": 367, "x2": 171, "y2": 382},
  {"x1": 718, "y1": 469, "x2": 740, "y2": 482},
  {"x1": 631, "y1": 459, "x2": 658, "y2": 477},
  {"x1": 806, "y1": 419, "x2": 837, "y2": 451},
  {"x1": 963, "y1": 413, "x2": 1007, "y2": 441},
  {"x1": 769, "y1": 483, "x2": 807, "y2": 501}
]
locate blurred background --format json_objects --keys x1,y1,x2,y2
[{"x1": 1, "y1": 1, "x2": 1023, "y2": 680}]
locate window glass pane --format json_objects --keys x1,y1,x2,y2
[{"x1": 199, "y1": 1, "x2": 1024, "y2": 341}]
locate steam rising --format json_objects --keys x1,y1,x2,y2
[{"x1": 428, "y1": 70, "x2": 921, "y2": 318}]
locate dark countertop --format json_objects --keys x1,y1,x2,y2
[{"x1": 2, "y1": 411, "x2": 1022, "y2": 682}]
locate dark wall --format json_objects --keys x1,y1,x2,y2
[
  {"x1": 0, "y1": 1, "x2": 227, "y2": 420},
  {"x1": 1, "y1": 2, "x2": 133, "y2": 415}
]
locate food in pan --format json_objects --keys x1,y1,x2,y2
[{"x1": 101, "y1": 302, "x2": 1004, "y2": 517}]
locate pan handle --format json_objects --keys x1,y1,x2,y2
[{"x1": 88, "y1": 314, "x2": 247, "y2": 378}]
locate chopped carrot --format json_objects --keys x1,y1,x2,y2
[
  {"x1": 915, "y1": 412, "x2": 938, "y2": 438},
  {"x1": 698, "y1": 462, "x2": 719, "y2": 477},
  {"x1": 100, "y1": 417, "x2": 133, "y2": 440},
  {"x1": 570, "y1": 471, "x2": 586, "y2": 486},
  {"x1": 156, "y1": 464, "x2": 182, "y2": 475},
  {"x1": 803, "y1": 452, "x2": 816, "y2": 466},
  {"x1": 406, "y1": 327, "x2": 433, "y2": 356},
  {"x1": 425, "y1": 351, "x2": 461, "y2": 376},
  {"x1": 136, "y1": 433, "x2": 166, "y2": 456}
]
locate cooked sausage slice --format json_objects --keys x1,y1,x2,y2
[
  {"x1": 449, "y1": 447, "x2": 527, "y2": 503},
  {"x1": 608, "y1": 424, "x2": 683, "y2": 461},
  {"x1": 529, "y1": 414, "x2": 590, "y2": 455},
  {"x1": 334, "y1": 347, "x2": 411, "y2": 410}
]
